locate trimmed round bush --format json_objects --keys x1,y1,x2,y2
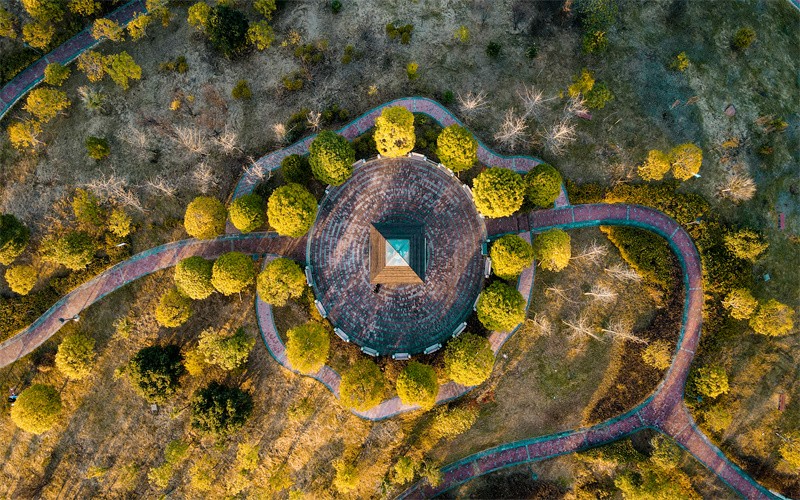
[
  {"x1": 43, "y1": 231, "x2": 95, "y2": 271},
  {"x1": 267, "y1": 183, "x2": 318, "y2": 237},
  {"x1": 184, "y1": 196, "x2": 227, "y2": 239},
  {"x1": 490, "y1": 234, "x2": 534, "y2": 279},
  {"x1": 5, "y1": 264, "x2": 37, "y2": 295},
  {"x1": 396, "y1": 361, "x2": 438, "y2": 410},
  {"x1": 55, "y1": 332, "x2": 96, "y2": 380},
  {"x1": 229, "y1": 194, "x2": 265, "y2": 233},
  {"x1": 693, "y1": 365, "x2": 729, "y2": 399},
  {"x1": 256, "y1": 257, "x2": 306, "y2": 306},
  {"x1": 476, "y1": 281, "x2": 525, "y2": 332},
  {"x1": 10, "y1": 384, "x2": 62, "y2": 434},
  {"x1": 0, "y1": 214, "x2": 30, "y2": 265},
  {"x1": 285, "y1": 321, "x2": 330, "y2": 374},
  {"x1": 281, "y1": 154, "x2": 311, "y2": 184},
  {"x1": 174, "y1": 256, "x2": 215, "y2": 300},
  {"x1": 211, "y1": 252, "x2": 255, "y2": 295},
  {"x1": 126, "y1": 345, "x2": 185, "y2": 403},
  {"x1": 749, "y1": 299, "x2": 794, "y2": 337},
  {"x1": 373, "y1": 106, "x2": 415, "y2": 158},
  {"x1": 436, "y1": 124, "x2": 477, "y2": 172},
  {"x1": 524, "y1": 163, "x2": 562, "y2": 207},
  {"x1": 155, "y1": 287, "x2": 193, "y2": 327},
  {"x1": 724, "y1": 229, "x2": 768, "y2": 262},
  {"x1": 444, "y1": 333, "x2": 495, "y2": 386},
  {"x1": 532, "y1": 229, "x2": 571, "y2": 272},
  {"x1": 190, "y1": 381, "x2": 253, "y2": 436},
  {"x1": 309, "y1": 130, "x2": 355, "y2": 185},
  {"x1": 339, "y1": 359, "x2": 386, "y2": 411},
  {"x1": 472, "y1": 167, "x2": 525, "y2": 218}
]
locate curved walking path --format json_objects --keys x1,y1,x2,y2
[{"x1": 0, "y1": 0, "x2": 147, "y2": 122}]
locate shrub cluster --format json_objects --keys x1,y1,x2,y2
[
  {"x1": 396, "y1": 361, "x2": 438, "y2": 409},
  {"x1": 285, "y1": 321, "x2": 330, "y2": 374},
  {"x1": 256, "y1": 257, "x2": 306, "y2": 306},
  {"x1": 267, "y1": 183, "x2": 317, "y2": 237},
  {"x1": 472, "y1": 167, "x2": 525, "y2": 218},
  {"x1": 476, "y1": 281, "x2": 525, "y2": 332}
]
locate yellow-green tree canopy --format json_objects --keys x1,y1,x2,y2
[
  {"x1": 723, "y1": 229, "x2": 768, "y2": 262},
  {"x1": 256, "y1": 257, "x2": 306, "y2": 306},
  {"x1": 103, "y1": 52, "x2": 142, "y2": 90},
  {"x1": 126, "y1": 344, "x2": 185, "y2": 403},
  {"x1": 0, "y1": 7, "x2": 17, "y2": 39},
  {"x1": 490, "y1": 233, "x2": 534, "y2": 279},
  {"x1": 693, "y1": 365, "x2": 729, "y2": 399},
  {"x1": 428, "y1": 406, "x2": 479, "y2": 440},
  {"x1": 69, "y1": 0, "x2": 100, "y2": 16},
  {"x1": 197, "y1": 327, "x2": 255, "y2": 370},
  {"x1": 55, "y1": 331, "x2": 96, "y2": 380},
  {"x1": 187, "y1": 2, "x2": 210, "y2": 30},
  {"x1": 41, "y1": 231, "x2": 95, "y2": 270},
  {"x1": 779, "y1": 432, "x2": 800, "y2": 469},
  {"x1": 247, "y1": 20, "x2": 273, "y2": 50},
  {"x1": 285, "y1": 321, "x2": 330, "y2": 374},
  {"x1": 749, "y1": 299, "x2": 794, "y2": 336},
  {"x1": 339, "y1": 359, "x2": 386, "y2": 411},
  {"x1": 7, "y1": 120, "x2": 42, "y2": 150},
  {"x1": 229, "y1": 193, "x2": 265, "y2": 233},
  {"x1": 472, "y1": 167, "x2": 525, "y2": 218},
  {"x1": 107, "y1": 208, "x2": 133, "y2": 238},
  {"x1": 254, "y1": 0, "x2": 276, "y2": 19},
  {"x1": 22, "y1": 0, "x2": 64, "y2": 20},
  {"x1": 309, "y1": 130, "x2": 355, "y2": 185},
  {"x1": 524, "y1": 163, "x2": 562, "y2": 207},
  {"x1": 669, "y1": 143, "x2": 702, "y2": 180},
  {"x1": 127, "y1": 12, "x2": 151, "y2": 40},
  {"x1": 190, "y1": 382, "x2": 253, "y2": 436},
  {"x1": 22, "y1": 21, "x2": 54, "y2": 49},
  {"x1": 436, "y1": 124, "x2": 477, "y2": 172},
  {"x1": 722, "y1": 288, "x2": 758, "y2": 320},
  {"x1": 374, "y1": 106, "x2": 415, "y2": 158},
  {"x1": 174, "y1": 256, "x2": 215, "y2": 300},
  {"x1": 637, "y1": 150, "x2": 671, "y2": 181},
  {"x1": 184, "y1": 196, "x2": 227, "y2": 239},
  {"x1": 155, "y1": 287, "x2": 193, "y2": 327},
  {"x1": 0, "y1": 214, "x2": 30, "y2": 265},
  {"x1": 43, "y1": 62, "x2": 70, "y2": 86},
  {"x1": 396, "y1": 361, "x2": 438, "y2": 409},
  {"x1": 267, "y1": 183, "x2": 317, "y2": 237},
  {"x1": 476, "y1": 281, "x2": 525, "y2": 332},
  {"x1": 211, "y1": 252, "x2": 255, "y2": 295},
  {"x1": 532, "y1": 229, "x2": 571, "y2": 272},
  {"x1": 92, "y1": 18, "x2": 123, "y2": 41},
  {"x1": 24, "y1": 87, "x2": 70, "y2": 123},
  {"x1": 642, "y1": 340, "x2": 672, "y2": 370},
  {"x1": 5, "y1": 264, "x2": 37, "y2": 295},
  {"x1": 444, "y1": 333, "x2": 495, "y2": 386},
  {"x1": 10, "y1": 384, "x2": 62, "y2": 434}
]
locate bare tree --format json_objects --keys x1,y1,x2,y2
[
  {"x1": 172, "y1": 125, "x2": 209, "y2": 156},
  {"x1": 562, "y1": 316, "x2": 602, "y2": 341},
  {"x1": 602, "y1": 319, "x2": 647, "y2": 344},
  {"x1": 119, "y1": 125, "x2": 149, "y2": 161},
  {"x1": 494, "y1": 108, "x2": 528, "y2": 149},
  {"x1": 565, "y1": 95, "x2": 588, "y2": 117},
  {"x1": 518, "y1": 85, "x2": 552, "y2": 119},
  {"x1": 273, "y1": 123, "x2": 288, "y2": 144},
  {"x1": 604, "y1": 263, "x2": 642, "y2": 283},
  {"x1": 530, "y1": 314, "x2": 553, "y2": 337},
  {"x1": 193, "y1": 162, "x2": 218, "y2": 194},
  {"x1": 717, "y1": 172, "x2": 756, "y2": 203},
  {"x1": 545, "y1": 285, "x2": 578, "y2": 304},
  {"x1": 584, "y1": 284, "x2": 618, "y2": 303},
  {"x1": 307, "y1": 110, "x2": 322, "y2": 132},
  {"x1": 573, "y1": 240, "x2": 608, "y2": 265},
  {"x1": 242, "y1": 157, "x2": 269, "y2": 184},
  {"x1": 541, "y1": 118, "x2": 577, "y2": 155},
  {"x1": 214, "y1": 128, "x2": 239, "y2": 155},
  {"x1": 145, "y1": 177, "x2": 177, "y2": 197},
  {"x1": 457, "y1": 91, "x2": 488, "y2": 118}
]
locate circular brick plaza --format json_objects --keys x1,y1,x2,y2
[{"x1": 307, "y1": 156, "x2": 486, "y2": 355}]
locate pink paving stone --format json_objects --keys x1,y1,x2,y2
[
  {"x1": 527, "y1": 433, "x2": 585, "y2": 459},
  {"x1": 529, "y1": 207, "x2": 574, "y2": 229},
  {"x1": 474, "y1": 446, "x2": 528, "y2": 473}
]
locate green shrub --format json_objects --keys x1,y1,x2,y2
[
  {"x1": 103, "y1": 52, "x2": 142, "y2": 90},
  {"x1": 0, "y1": 214, "x2": 29, "y2": 265},
  {"x1": 256, "y1": 257, "x2": 306, "y2": 306},
  {"x1": 232, "y1": 79, "x2": 252, "y2": 99},
  {"x1": 601, "y1": 226, "x2": 671, "y2": 288},
  {"x1": 692, "y1": 365, "x2": 729, "y2": 399},
  {"x1": 10, "y1": 384, "x2": 61, "y2": 434},
  {"x1": 160, "y1": 55, "x2": 189, "y2": 73},
  {"x1": 670, "y1": 52, "x2": 689, "y2": 72},
  {"x1": 731, "y1": 27, "x2": 756, "y2": 50},
  {"x1": 308, "y1": 130, "x2": 355, "y2": 185},
  {"x1": 107, "y1": 208, "x2": 133, "y2": 238},
  {"x1": 285, "y1": 321, "x2": 330, "y2": 374},
  {"x1": 155, "y1": 287, "x2": 193, "y2": 327},
  {"x1": 197, "y1": 327, "x2": 255, "y2": 370},
  {"x1": 436, "y1": 124, "x2": 477, "y2": 172},
  {"x1": 72, "y1": 188, "x2": 105, "y2": 227},
  {"x1": 428, "y1": 406, "x2": 479, "y2": 440},
  {"x1": 254, "y1": 0, "x2": 276, "y2": 19},
  {"x1": 444, "y1": 333, "x2": 494, "y2": 386},
  {"x1": 454, "y1": 25, "x2": 469, "y2": 43},
  {"x1": 281, "y1": 154, "x2": 311, "y2": 184},
  {"x1": 490, "y1": 234, "x2": 534, "y2": 279},
  {"x1": 385, "y1": 22, "x2": 413, "y2": 44},
  {"x1": 668, "y1": 143, "x2": 702, "y2": 180},
  {"x1": 568, "y1": 68, "x2": 594, "y2": 98},
  {"x1": 524, "y1": 163, "x2": 562, "y2": 207},
  {"x1": 637, "y1": 150, "x2": 671, "y2": 181},
  {"x1": 406, "y1": 61, "x2": 419, "y2": 81},
  {"x1": 723, "y1": 229, "x2": 767, "y2": 262},
  {"x1": 229, "y1": 194, "x2": 264, "y2": 233},
  {"x1": 391, "y1": 456, "x2": 419, "y2": 485},
  {"x1": 126, "y1": 345, "x2": 185, "y2": 403},
  {"x1": 576, "y1": 0, "x2": 617, "y2": 54},
  {"x1": 207, "y1": 5, "x2": 249, "y2": 58},
  {"x1": 701, "y1": 403, "x2": 732, "y2": 433},
  {"x1": 485, "y1": 41, "x2": 502, "y2": 59},
  {"x1": 281, "y1": 71, "x2": 304, "y2": 91},
  {"x1": 184, "y1": 196, "x2": 227, "y2": 239},
  {"x1": 22, "y1": 21, "x2": 54, "y2": 50},
  {"x1": 190, "y1": 382, "x2": 253, "y2": 436},
  {"x1": 341, "y1": 44, "x2": 355, "y2": 64},
  {"x1": 41, "y1": 231, "x2": 95, "y2": 271},
  {"x1": 472, "y1": 167, "x2": 525, "y2": 218},
  {"x1": 55, "y1": 331, "x2": 96, "y2": 380},
  {"x1": 749, "y1": 299, "x2": 794, "y2": 337},
  {"x1": 396, "y1": 361, "x2": 438, "y2": 409},
  {"x1": 332, "y1": 459, "x2": 360, "y2": 493},
  {"x1": 267, "y1": 183, "x2": 317, "y2": 237},
  {"x1": 331, "y1": 0, "x2": 342, "y2": 13},
  {"x1": 211, "y1": 252, "x2": 255, "y2": 295},
  {"x1": 584, "y1": 82, "x2": 614, "y2": 109},
  {"x1": 476, "y1": 281, "x2": 525, "y2": 332},
  {"x1": 5, "y1": 264, "x2": 37, "y2": 295},
  {"x1": 174, "y1": 256, "x2": 215, "y2": 300},
  {"x1": 43, "y1": 62, "x2": 70, "y2": 86},
  {"x1": 374, "y1": 106, "x2": 415, "y2": 158},
  {"x1": 339, "y1": 359, "x2": 386, "y2": 411},
  {"x1": 722, "y1": 288, "x2": 758, "y2": 320},
  {"x1": 525, "y1": 43, "x2": 538, "y2": 59},
  {"x1": 532, "y1": 229, "x2": 571, "y2": 272}
]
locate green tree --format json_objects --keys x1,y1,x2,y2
[
  {"x1": 92, "y1": 18, "x2": 123, "y2": 41},
  {"x1": 285, "y1": 321, "x2": 330, "y2": 374},
  {"x1": 21, "y1": 0, "x2": 64, "y2": 20},
  {"x1": 43, "y1": 62, "x2": 70, "y2": 86},
  {"x1": 211, "y1": 252, "x2": 255, "y2": 295},
  {"x1": 267, "y1": 183, "x2": 317, "y2": 237},
  {"x1": 7, "y1": 120, "x2": 43, "y2": 150},
  {"x1": 476, "y1": 281, "x2": 525, "y2": 332},
  {"x1": 231, "y1": 79, "x2": 252, "y2": 99},
  {"x1": 732, "y1": 27, "x2": 756, "y2": 50},
  {"x1": 155, "y1": 287, "x2": 193, "y2": 327},
  {"x1": 396, "y1": 361, "x2": 438, "y2": 409},
  {"x1": 281, "y1": 154, "x2": 311, "y2": 184},
  {"x1": 472, "y1": 167, "x2": 525, "y2": 218},
  {"x1": 444, "y1": 333, "x2": 494, "y2": 386},
  {"x1": 568, "y1": 68, "x2": 595, "y2": 98},
  {"x1": 668, "y1": 143, "x2": 702, "y2": 180},
  {"x1": 0, "y1": 7, "x2": 17, "y2": 39},
  {"x1": 637, "y1": 149, "x2": 671, "y2": 181},
  {"x1": 532, "y1": 229, "x2": 571, "y2": 272},
  {"x1": 174, "y1": 256, "x2": 215, "y2": 300},
  {"x1": 103, "y1": 52, "x2": 142, "y2": 90},
  {"x1": 524, "y1": 163, "x2": 562, "y2": 207},
  {"x1": 229, "y1": 194, "x2": 264, "y2": 233},
  {"x1": 308, "y1": 130, "x2": 355, "y2": 185},
  {"x1": 5, "y1": 264, "x2": 37, "y2": 295},
  {"x1": 41, "y1": 231, "x2": 95, "y2": 270},
  {"x1": 391, "y1": 456, "x2": 419, "y2": 485},
  {"x1": 0, "y1": 214, "x2": 30, "y2": 265},
  {"x1": 247, "y1": 20, "x2": 273, "y2": 50},
  {"x1": 749, "y1": 299, "x2": 794, "y2": 337},
  {"x1": 187, "y1": 2, "x2": 210, "y2": 30},
  {"x1": 254, "y1": 0, "x2": 277, "y2": 19},
  {"x1": 55, "y1": 331, "x2": 96, "y2": 380},
  {"x1": 69, "y1": 0, "x2": 99, "y2": 16},
  {"x1": 24, "y1": 87, "x2": 70, "y2": 123},
  {"x1": 700, "y1": 403, "x2": 732, "y2": 434},
  {"x1": 779, "y1": 432, "x2": 800, "y2": 469},
  {"x1": 127, "y1": 12, "x2": 152, "y2": 40},
  {"x1": 641, "y1": 340, "x2": 671, "y2": 370},
  {"x1": 670, "y1": 51, "x2": 690, "y2": 72},
  {"x1": 72, "y1": 188, "x2": 104, "y2": 227},
  {"x1": 693, "y1": 365, "x2": 729, "y2": 399},
  {"x1": 490, "y1": 234, "x2": 533, "y2": 280},
  {"x1": 436, "y1": 124, "x2": 477, "y2": 172},
  {"x1": 184, "y1": 196, "x2": 227, "y2": 239},
  {"x1": 207, "y1": 5, "x2": 249, "y2": 58},
  {"x1": 339, "y1": 359, "x2": 386, "y2": 411},
  {"x1": 85, "y1": 135, "x2": 110, "y2": 159},
  {"x1": 722, "y1": 288, "x2": 758, "y2": 320},
  {"x1": 197, "y1": 327, "x2": 255, "y2": 370},
  {"x1": 332, "y1": 459, "x2": 360, "y2": 493},
  {"x1": 454, "y1": 25, "x2": 469, "y2": 43},
  {"x1": 10, "y1": 384, "x2": 61, "y2": 434},
  {"x1": 22, "y1": 21, "x2": 54, "y2": 49},
  {"x1": 428, "y1": 406, "x2": 478, "y2": 440},
  {"x1": 374, "y1": 106, "x2": 415, "y2": 158},
  {"x1": 107, "y1": 207, "x2": 133, "y2": 238},
  {"x1": 126, "y1": 345, "x2": 185, "y2": 403},
  {"x1": 584, "y1": 82, "x2": 614, "y2": 110},
  {"x1": 723, "y1": 229, "x2": 768, "y2": 262},
  {"x1": 256, "y1": 257, "x2": 306, "y2": 306},
  {"x1": 190, "y1": 382, "x2": 253, "y2": 436}
]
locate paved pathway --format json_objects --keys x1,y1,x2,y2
[{"x1": 0, "y1": 0, "x2": 147, "y2": 121}]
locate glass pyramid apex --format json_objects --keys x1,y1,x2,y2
[{"x1": 385, "y1": 239, "x2": 411, "y2": 267}]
